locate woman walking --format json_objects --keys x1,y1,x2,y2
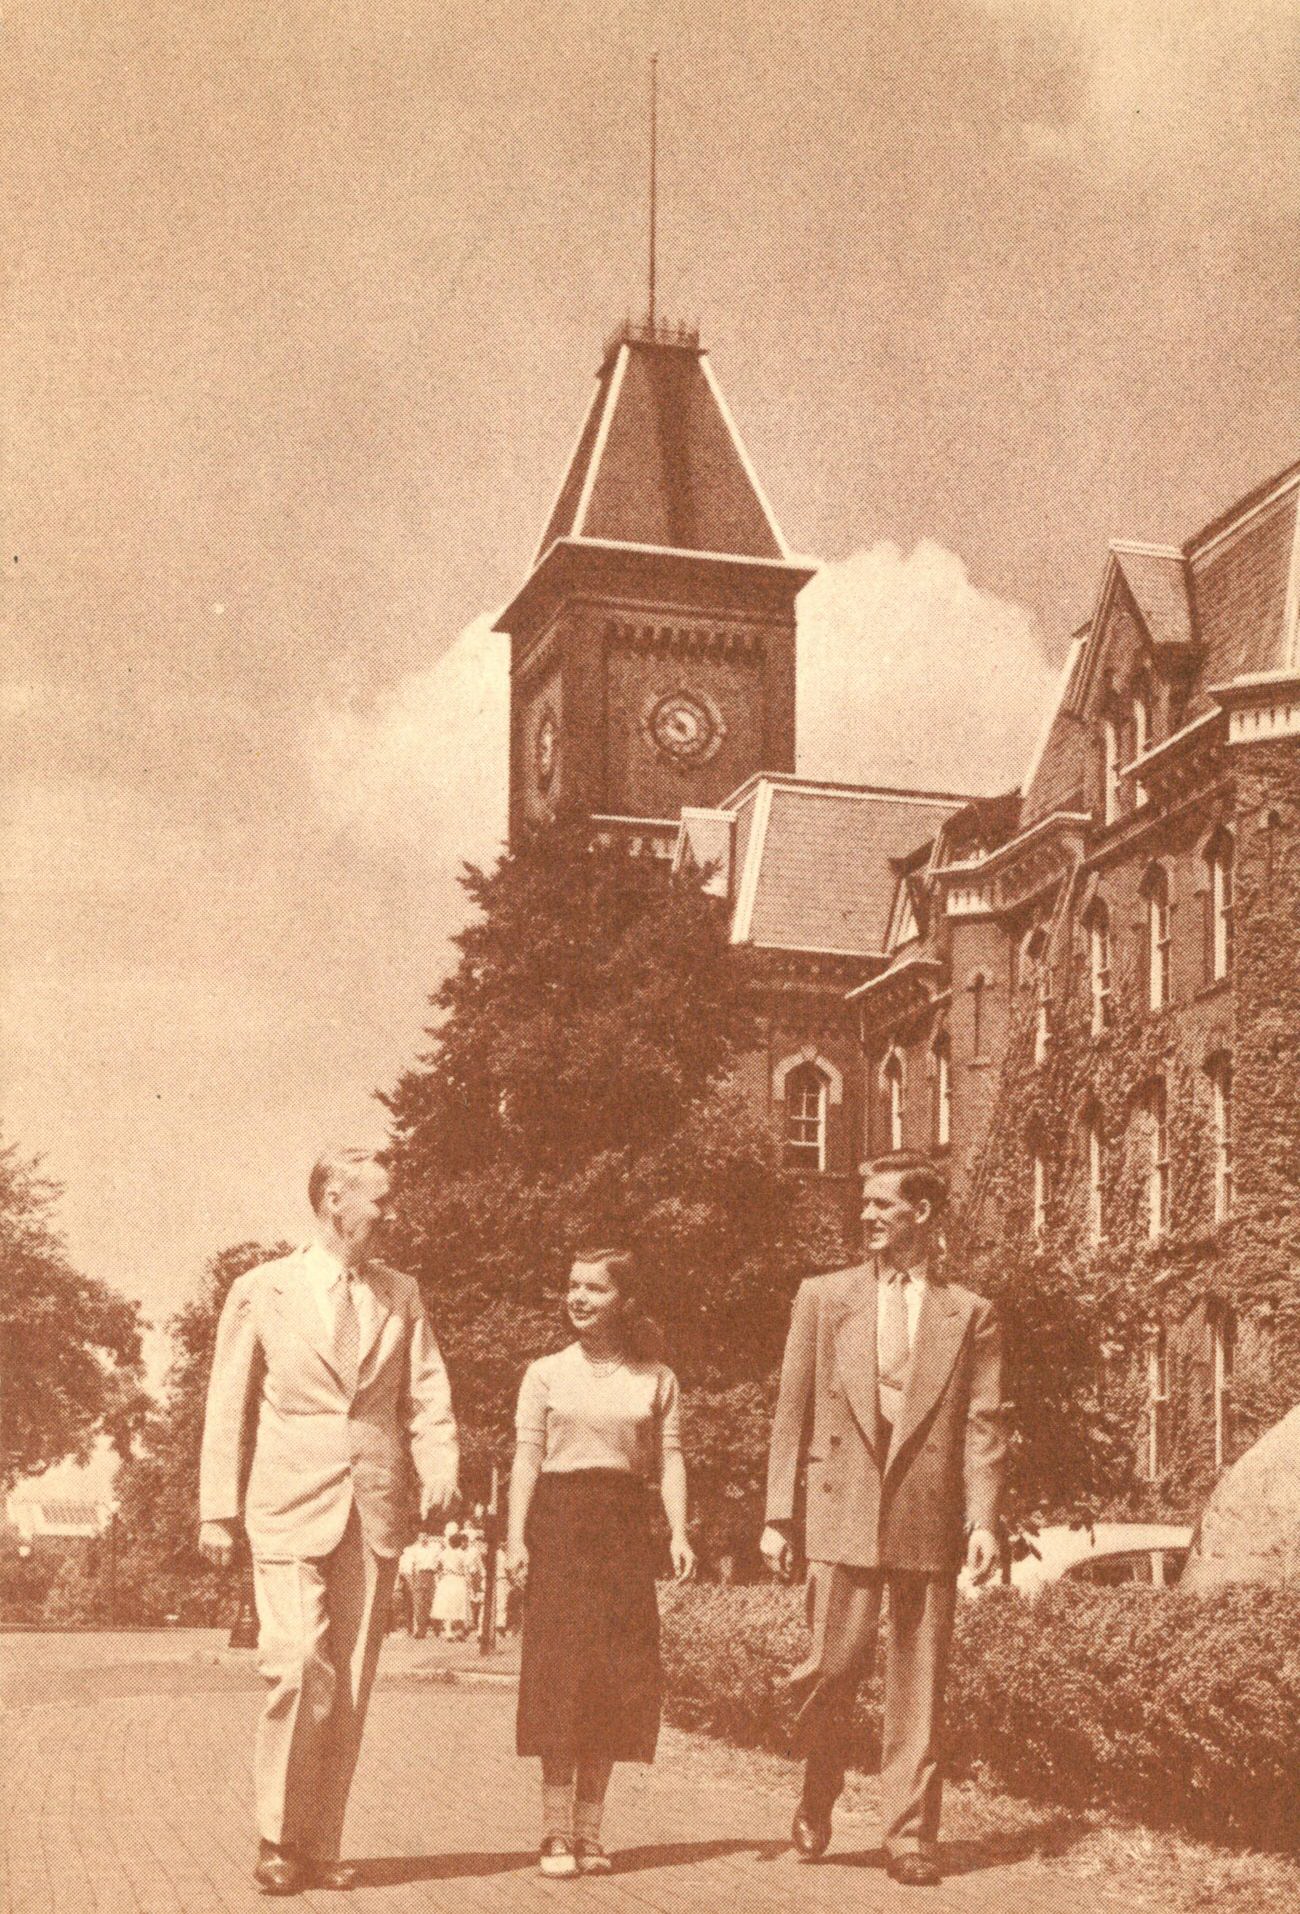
[{"x1": 507, "y1": 1247, "x2": 694, "y2": 1878}]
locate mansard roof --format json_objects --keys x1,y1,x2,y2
[
  {"x1": 532, "y1": 322, "x2": 795, "y2": 565},
  {"x1": 727, "y1": 775, "x2": 973, "y2": 958},
  {"x1": 1019, "y1": 454, "x2": 1300, "y2": 826}
]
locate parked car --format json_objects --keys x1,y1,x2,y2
[{"x1": 959, "y1": 1522, "x2": 1193, "y2": 1598}]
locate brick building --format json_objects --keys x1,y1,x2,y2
[{"x1": 500, "y1": 318, "x2": 1300, "y2": 1504}]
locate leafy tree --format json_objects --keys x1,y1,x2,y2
[
  {"x1": 383, "y1": 822, "x2": 851, "y2": 1563},
  {"x1": 67, "y1": 1240, "x2": 285, "y2": 1626},
  {"x1": 0, "y1": 1134, "x2": 145, "y2": 1492}
]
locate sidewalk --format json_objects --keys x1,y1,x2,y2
[{"x1": 1, "y1": 1629, "x2": 1129, "y2": 1914}]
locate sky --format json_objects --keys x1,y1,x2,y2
[{"x1": 2, "y1": 0, "x2": 1297, "y2": 1402}]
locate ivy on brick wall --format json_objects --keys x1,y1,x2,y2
[{"x1": 949, "y1": 744, "x2": 1300, "y2": 1527}]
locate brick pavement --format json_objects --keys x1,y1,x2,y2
[{"x1": 1, "y1": 1630, "x2": 1127, "y2": 1914}]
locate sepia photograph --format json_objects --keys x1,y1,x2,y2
[{"x1": 2, "y1": 2, "x2": 1299, "y2": 1908}]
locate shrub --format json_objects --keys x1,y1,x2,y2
[{"x1": 660, "y1": 1580, "x2": 1300, "y2": 1851}]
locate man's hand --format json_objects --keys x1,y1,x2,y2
[
  {"x1": 199, "y1": 1519, "x2": 237, "y2": 1569},
  {"x1": 505, "y1": 1541, "x2": 529, "y2": 1588},
  {"x1": 420, "y1": 1478, "x2": 458, "y2": 1522},
  {"x1": 966, "y1": 1526, "x2": 1000, "y2": 1585},
  {"x1": 760, "y1": 1524, "x2": 794, "y2": 1581}
]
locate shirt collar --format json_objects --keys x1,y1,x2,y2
[
  {"x1": 302, "y1": 1240, "x2": 349, "y2": 1293},
  {"x1": 877, "y1": 1258, "x2": 930, "y2": 1286}
]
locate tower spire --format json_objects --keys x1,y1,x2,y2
[{"x1": 647, "y1": 53, "x2": 658, "y2": 329}]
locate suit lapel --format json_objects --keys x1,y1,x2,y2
[
  {"x1": 886, "y1": 1283, "x2": 967, "y2": 1473},
  {"x1": 356, "y1": 1262, "x2": 395, "y2": 1382},
  {"x1": 271, "y1": 1249, "x2": 347, "y2": 1388},
  {"x1": 830, "y1": 1266, "x2": 881, "y2": 1463}
]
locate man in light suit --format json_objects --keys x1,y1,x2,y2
[
  {"x1": 199, "y1": 1148, "x2": 458, "y2": 1895},
  {"x1": 761, "y1": 1151, "x2": 1003, "y2": 1888}
]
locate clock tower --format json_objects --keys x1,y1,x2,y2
[{"x1": 497, "y1": 321, "x2": 814, "y2": 840}]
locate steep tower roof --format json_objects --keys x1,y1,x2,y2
[{"x1": 532, "y1": 321, "x2": 794, "y2": 564}]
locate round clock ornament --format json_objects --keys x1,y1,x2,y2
[{"x1": 642, "y1": 687, "x2": 725, "y2": 766}]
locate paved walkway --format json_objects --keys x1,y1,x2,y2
[{"x1": 1, "y1": 1630, "x2": 1126, "y2": 1914}]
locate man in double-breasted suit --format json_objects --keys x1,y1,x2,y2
[
  {"x1": 199, "y1": 1148, "x2": 458, "y2": 1895},
  {"x1": 762, "y1": 1151, "x2": 1003, "y2": 1888}
]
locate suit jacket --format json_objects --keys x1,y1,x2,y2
[
  {"x1": 765, "y1": 1262, "x2": 1004, "y2": 1573},
  {"x1": 199, "y1": 1248, "x2": 458, "y2": 1561}
]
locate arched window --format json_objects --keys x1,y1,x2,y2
[
  {"x1": 1204, "y1": 830, "x2": 1234, "y2": 984},
  {"x1": 1147, "y1": 1327, "x2": 1169, "y2": 1478},
  {"x1": 1142, "y1": 864, "x2": 1171, "y2": 1012},
  {"x1": 1131, "y1": 679, "x2": 1152, "y2": 806},
  {"x1": 1085, "y1": 900, "x2": 1111, "y2": 1036},
  {"x1": 1103, "y1": 710, "x2": 1122, "y2": 824},
  {"x1": 783, "y1": 1063, "x2": 828, "y2": 1172},
  {"x1": 1208, "y1": 1054, "x2": 1233, "y2": 1222},
  {"x1": 933, "y1": 1033, "x2": 952, "y2": 1149},
  {"x1": 882, "y1": 1050, "x2": 906, "y2": 1152},
  {"x1": 1083, "y1": 1102, "x2": 1104, "y2": 1245},
  {"x1": 1211, "y1": 1303, "x2": 1236, "y2": 1472},
  {"x1": 1145, "y1": 1078, "x2": 1170, "y2": 1239}
]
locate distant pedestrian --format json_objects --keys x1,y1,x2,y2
[
  {"x1": 409, "y1": 1528, "x2": 443, "y2": 1640},
  {"x1": 507, "y1": 1247, "x2": 694, "y2": 1879},
  {"x1": 433, "y1": 1529, "x2": 473, "y2": 1639}
]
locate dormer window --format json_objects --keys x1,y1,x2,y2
[
  {"x1": 1131, "y1": 679, "x2": 1152, "y2": 806},
  {"x1": 1103, "y1": 711, "x2": 1122, "y2": 825}
]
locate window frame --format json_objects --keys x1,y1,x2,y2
[
  {"x1": 1086, "y1": 901, "x2": 1111, "y2": 1036},
  {"x1": 1146, "y1": 1077, "x2": 1170, "y2": 1239},
  {"x1": 1144, "y1": 865, "x2": 1172, "y2": 1012},
  {"x1": 1205, "y1": 830, "x2": 1235, "y2": 985},
  {"x1": 1147, "y1": 1326, "x2": 1170, "y2": 1479},
  {"x1": 1209, "y1": 1055, "x2": 1233, "y2": 1223},
  {"x1": 782, "y1": 1061, "x2": 829, "y2": 1173},
  {"x1": 883, "y1": 1049, "x2": 906, "y2": 1152}
]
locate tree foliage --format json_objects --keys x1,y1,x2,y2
[
  {"x1": 382, "y1": 822, "x2": 851, "y2": 1562},
  {"x1": 0, "y1": 1134, "x2": 145, "y2": 1492},
  {"x1": 87, "y1": 1240, "x2": 287, "y2": 1625}
]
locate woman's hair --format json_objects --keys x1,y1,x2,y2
[{"x1": 569, "y1": 1244, "x2": 665, "y2": 1363}]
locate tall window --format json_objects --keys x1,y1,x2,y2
[
  {"x1": 1103, "y1": 712, "x2": 1122, "y2": 824},
  {"x1": 1147, "y1": 1327, "x2": 1170, "y2": 1479},
  {"x1": 1020, "y1": 928, "x2": 1050, "y2": 1066},
  {"x1": 1083, "y1": 1103, "x2": 1104, "y2": 1245},
  {"x1": 883, "y1": 1050, "x2": 905, "y2": 1152},
  {"x1": 933, "y1": 1033, "x2": 952, "y2": 1149},
  {"x1": 970, "y1": 973, "x2": 986, "y2": 1057},
  {"x1": 1086, "y1": 901, "x2": 1111, "y2": 1036},
  {"x1": 1209, "y1": 1056, "x2": 1233, "y2": 1222},
  {"x1": 1144, "y1": 865, "x2": 1171, "y2": 1011},
  {"x1": 1031, "y1": 1139, "x2": 1048, "y2": 1237},
  {"x1": 1205, "y1": 831, "x2": 1234, "y2": 984},
  {"x1": 1131, "y1": 681, "x2": 1152, "y2": 805},
  {"x1": 783, "y1": 1064, "x2": 828, "y2": 1172},
  {"x1": 1146, "y1": 1078, "x2": 1170, "y2": 1239},
  {"x1": 1211, "y1": 1305, "x2": 1236, "y2": 1472}
]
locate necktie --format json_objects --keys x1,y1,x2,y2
[
  {"x1": 334, "y1": 1278, "x2": 360, "y2": 1394},
  {"x1": 878, "y1": 1271, "x2": 911, "y2": 1424}
]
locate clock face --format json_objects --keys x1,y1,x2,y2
[
  {"x1": 534, "y1": 707, "x2": 558, "y2": 793},
  {"x1": 645, "y1": 689, "x2": 724, "y2": 765}
]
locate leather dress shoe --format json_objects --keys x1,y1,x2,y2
[
  {"x1": 791, "y1": 1804, "x2": 832, "y2": 1861},
  {"x1": 253, "y1": 1841, "x2": 303, "y2": 1896},
  {"x1": 887, "y1": 1851, "x2": 941, "y2": 1886},
  {"x1": 306, "y1": 1860, "x2": 359, "y2": 1890}
]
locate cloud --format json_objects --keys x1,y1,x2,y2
[
  {"x1": 311, "y1": 612, "x2": 510, "y2": 880},
  {"x1": 796, "y1": 540, "x2": 1056, "y2": 794}
]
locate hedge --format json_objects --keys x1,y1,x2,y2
[{"x1": 659, "y1": 1580, "x2": 1300, "y2": 1851}]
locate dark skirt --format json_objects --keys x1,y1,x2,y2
[{"x1": 516, "y1": 1468, "x2": 662, "y2": 1763}]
